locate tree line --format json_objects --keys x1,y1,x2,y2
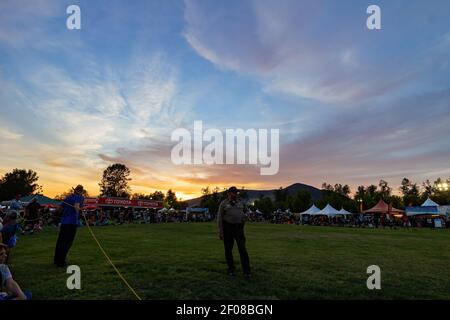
[
  {"x1": 1, "y1": 164, "x2": 449, "y2": 213},
  {"x1": 200, "y1": 178, "x2": 450, "y2": 215},
  {"x1": 0, "y1": 164, "x2": 186, "y2": 209}
]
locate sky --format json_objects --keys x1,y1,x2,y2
[{"x1": 0, "y1": 0, "x2": 450, "y2": 200}]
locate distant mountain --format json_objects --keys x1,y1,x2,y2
[{"x1": 185, "y1": 183, "x2": 323, "y2": 207}]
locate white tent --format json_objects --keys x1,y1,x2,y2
[
  {"x1": 300, "y1": 204, "x2": 320, "y2": 215},
  {"x1": 338, "y1": 208, "x2": 354, "y2": 216},
  {"x1": 421, "y1": 198, "x2": 439, "y2": 207},
  {"x1": 313, "y1": 204, "x2": 340, "y2": 217}
]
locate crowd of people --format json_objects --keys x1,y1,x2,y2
[
  {"x1": 0, "y1": 196, "x2": 216, "y2": 234},
  {"x1": 301, "y1": 213, "x2": 421, "y2": 228},
  {"x1": 0, "y1": 196, "x2": 32, "y2": 300},
  {"x1": 81, "y1": 208, "x2": 215, "y2": 226},
  {"x1": 245, "y1": 210, "x2": 450, "y2": 229},
  {"x1": 1, "y1": 189, "x2": 449, "y2": 300}
]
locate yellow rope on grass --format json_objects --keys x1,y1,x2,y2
[{"x1": 80, "y1": 211, "x2": 143, "y2": 300}]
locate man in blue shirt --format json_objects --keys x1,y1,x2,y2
[{"x1": 53, "y1": 185, "x2": 85, "y2": 267}]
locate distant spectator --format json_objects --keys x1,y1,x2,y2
[
  {"x1": 1, "y1": 212, "x2": 19, "y2": 248},
  {"x1": 23, "y1": 198, "x2": 41, "y2": 235},
  {"x1": 9, "y1": 195, "x2": 23, "y2": 213}
]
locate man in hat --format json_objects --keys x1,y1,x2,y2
[
  {"x1": 53, "y1": 185, "x2": 85, "y2": 267},
  {"x1": 217, "y1": 186, "x2": 251, "y2": 277}
]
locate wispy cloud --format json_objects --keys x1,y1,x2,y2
[
  {"x1": 184, "y1": 0, "x2": 450, "y2": 104},
  {"x1": 1, "y1": 0, "x2": 450, "y2": 198}
]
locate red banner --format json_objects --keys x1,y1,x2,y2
[{"x1": 83, "y1": 197, "x2": 163, "y2": 209}]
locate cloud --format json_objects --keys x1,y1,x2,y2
[
  {"x1": 0, "y1": 127, "x2": 22, "y2": 140},
  {"x1": 184, "y1": 0, "x2": 450, "y2": 104},
  {"x1": 0, "y1": 46, "x2": 185, "y2": 196},
  {"x1": 0, "y1": 0, "x2": 76, "y2": 50},
  {"x1": 1, "y1": 0, "x2": 450, "y2": 199}
]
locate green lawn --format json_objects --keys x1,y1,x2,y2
[{"x1": 7, "y1": 223, "x2": 450, "y2": 300}]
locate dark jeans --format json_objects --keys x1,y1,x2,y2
[
  {"x1": 54, "y1": 224, "x2": 77, "y2": 266},
  {"x1": 223, "y1": 221, "x2": 251, "y2": 274}
]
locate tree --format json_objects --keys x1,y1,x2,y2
[
  {"x1": 422, "y1": 179, "x2": 435, "y2": 197},
  {"x1": 355, "y1": 186, "x2": 366, "y2": 199},
  {"x1": 150, "y1": 191, "x2": 165, "y2": 201},
  {"x1": 239, "y1": 187, "x2": 248, "y2": 200},
  {"x1": 255, "y1": 197, "x2": 274, "y2": 215},
  {"x1": 432, "y1": 177, "x2": 450, "y2": 205},
  {"x1": 378, "y1": 180, "x2": 391, "y2": 199},
  {"x1": 55, "y1": 187, "x2": 90, "y2": 200},
  {"x1": 99, "y1": 163, "x2": 131, "y2": 198},
  {"x1": 333, "y1": 184, "x2": 351, "y2": 197},
  {"x1": 367, "y1": 185, "x2": 378, "y2": 197},
  {"x1": 200, "y1": 186, "x2": 224, "y2": 214},
  {"x1": 400, "y1": 178, "x2": 420, "y2": 206},
  {"x1": 0, "y1": 169, "x2": 41, "y2": 201},
  {"x1": 131, "y1": 193, "x2": 152, "y2": 200},
  {"x1": 165, "y1": 189, "x2": 178, "y2": 208},
  {"x1": 390, "y1": 195, "x2": 404, "y2": 210},
  {"x1": 273, "y1": 187, "x2": 288, "y2": 210},
  {"x1": 291, "y1": 190, "x2": 311, "y2": 212},
  {"x1": 321, "y1": 183, "x2": 334, "y2": 191}
]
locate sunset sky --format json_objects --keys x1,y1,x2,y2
[{"x1": 1, "y1": 0, "x2": 450, "y2": 200}]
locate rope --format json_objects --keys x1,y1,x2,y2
[
  {"x1": 80, "y1": 212, "x2": 142, "y2": 300},
  {"x1": 20, "y1": 217, "x2": 41, "y2": 223},
  {"x1": 62, "y1": 201, "x2": 142, "y2": 300}
]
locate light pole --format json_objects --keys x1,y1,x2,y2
[
  {"x1": 357, "y1": 198, "x2": 363, "y2": 213},
  {"x1": 437, "y1": 183, "x2": 449, "y2": 192}
]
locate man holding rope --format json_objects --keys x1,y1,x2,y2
[{"x1": 53, "y1": 185, "x2": 85, "y2": 267}]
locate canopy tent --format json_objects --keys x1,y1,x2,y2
[
  {"x1": 439, "y1": 206, "x2": 450, "y2": 217},
  {"x1": 338, "y1": 208, "x2": 354, "y2": 216},
  {"x1": 405, "y1": 206, "x2": 441, "y2": 216},
  {"x1": 299, "y1": 204, "x2": 320, "y2": 215},
  {"x1": 363, "y1": 199, "x2": 404, "y2": 215},
  {"x1": 406, "y1": 198, "x2": 443, "y2": 216},
  {"x1": 312, "y1": 204, "x2": 340, "y2": 217},
  {"x1": 21, "y1": 194, "x2": 61, "y2": 206},
  {"x1": 186, "y1": 207, "x2": 209, "y2": 214},
  {"x1": 421, "y1": 198, "x2": 439, "y2": 207}
]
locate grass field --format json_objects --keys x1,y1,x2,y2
[{"x1": 7, "y1": 222, "x2": 450, "y2": 300}]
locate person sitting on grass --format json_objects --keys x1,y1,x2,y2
[
  {"x1": 0, "y1": 243, "x2": 30, "y2": 300},
  {"x1": 1, "y1": 212, "x2": 20, "y2": 249},
  {"x1": 22, "y1": 198, "x2": 41, "y2": 235},
  {"x1": 96, "y1": 211, "x2": 109, "y2": 226},
  {"x1": 33, "y1": 218, "x2": 44, "y2": 232}
]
